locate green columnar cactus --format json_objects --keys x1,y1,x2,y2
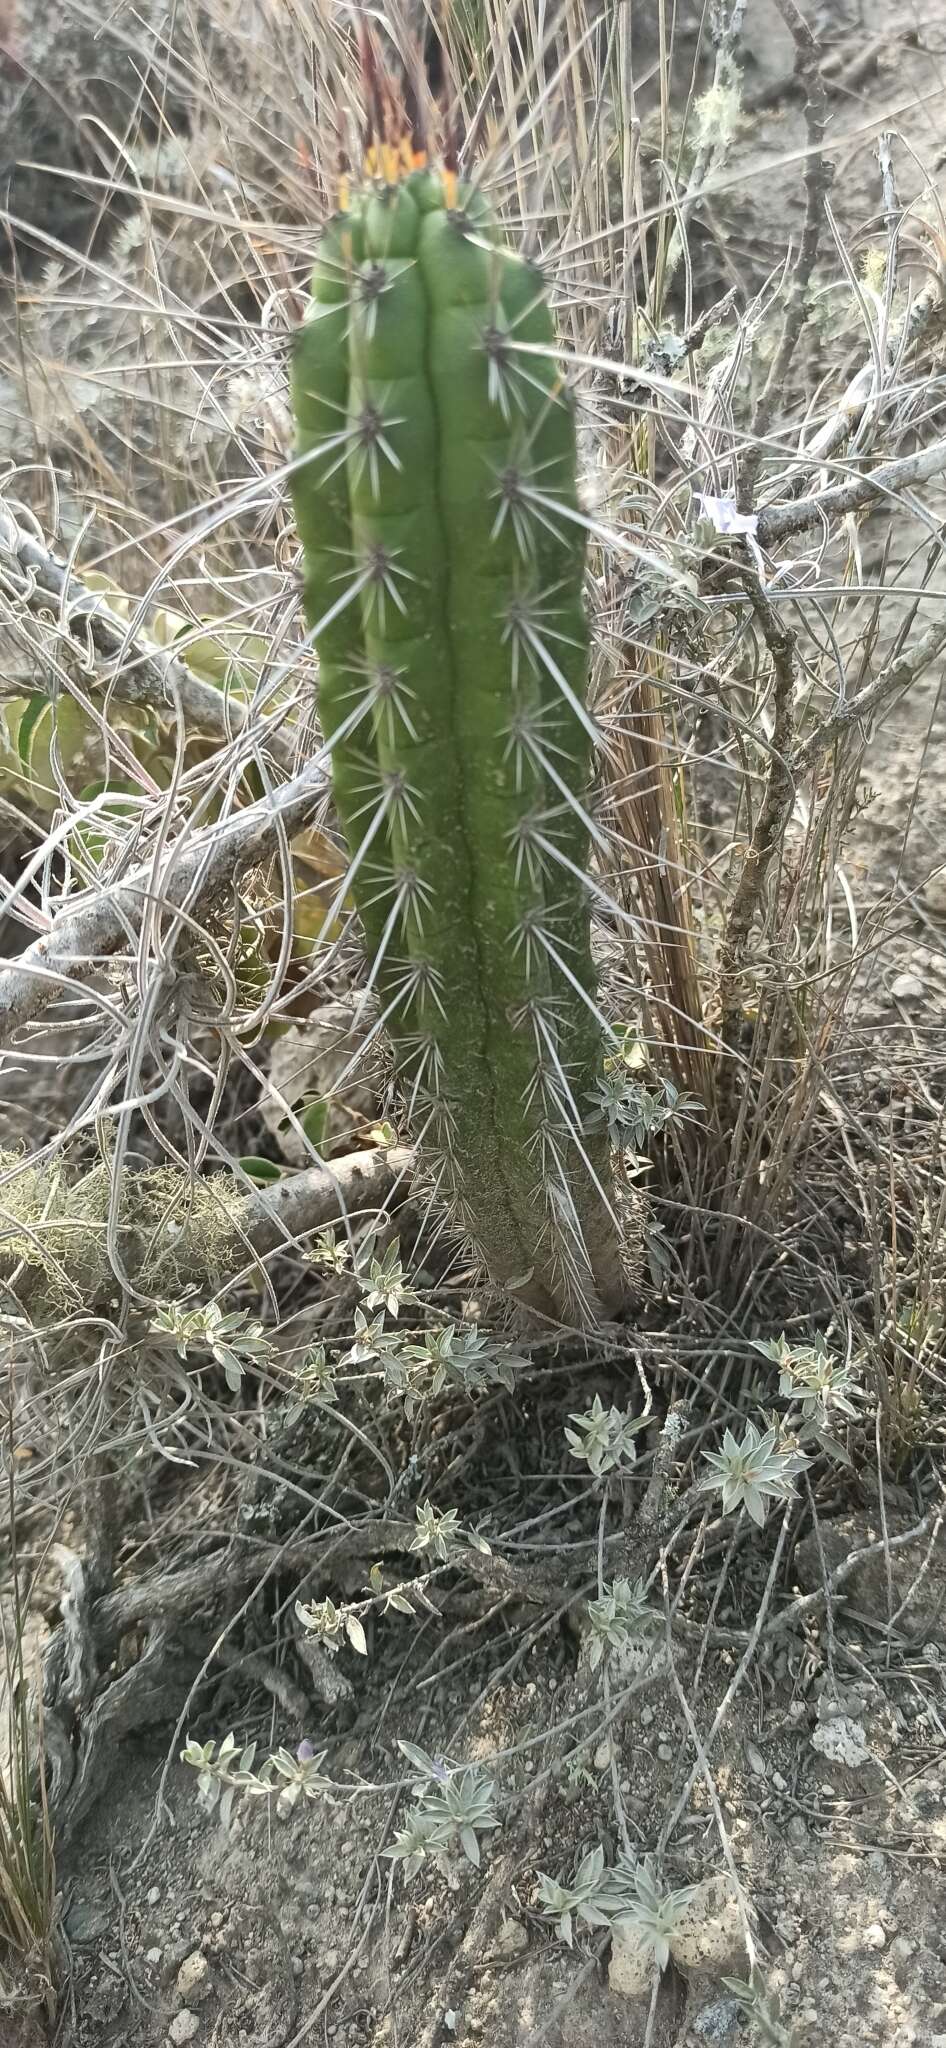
[{"x1": 290, "y1": 157, "x2": 623, "y2": 1322}]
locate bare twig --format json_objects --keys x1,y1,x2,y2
[
  {"x1": 795, "y1": 268, "x2": 946, "y2": 481},
  {"x1": 0, "y1": 498, "x2": 296, "y2": 770},
  {"x1": 757, "y1": 434, "x2": 946, "y2": 546},
  {"x1": 740, "y1": 0, "x2": 832, "y2": 508},
  {"x1": 0, "y1": 755, "x2": 327, "y2": 1041},
  {"x1": 763, "y1": 1501, "x2": 944, "y2": 1644},
  {"x1": 716, "y1": 568, "x2": 798, "y2": 1068},
  {"x1": 662, "y1": 0, "x2": 748, "y2": 291},
  {"x1": 795, "y1": 616, "x2": 946, "y2": 771},
  {"x1": 214, "y1": 1640, "x2": 311, "y2": 1722},
  {"x1": 238, "y1": 1147, "x2": 416, "y2": 1266}
]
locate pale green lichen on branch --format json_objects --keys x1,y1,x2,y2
[{"x1": 289, "y1": 146, "x2": 625, "y2": 1323}]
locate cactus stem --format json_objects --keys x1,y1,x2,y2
[
  {"x1": 290, "y1": 163, "x2": 626, "y2": 1321},
  {"x1": 303, "y1": 410, "x2": 405, "y2": 498},
  {"x1": 315, "y1": 679, "x2": 383, "y2": 752},
  {"x1": 400, "y1": 1031, "x2": 443, "y2": 1097},
  {"x1": 510, "y1": 721, "x2": 611, "y2": 854},
  {"x1": 378, "y1": 768, "x2": 422, "y2": 834},
  {"x1": 367, "y1": 663, "x2": 419, "y2": 744},
  {"x1": 355, "y1": 262, "x2": 398, "y2": 337},
  {"x1": 514, "y1": 914, "x2": 615, "y2": 1037},
  {"x1": 482, "y1": 327, "x2": 520, "y2": 419},
  {"x1": 516, "y1": 816, "x2": 599, "y2": 897},
  {"x1": 342, "y1": 770, "x2": 390, "y2": 833},
  {"x1": 361, "y1": 544, "x2": 412, "y2": 627},
  {"x1": 509, "y1": 907, "x2": 557, "y2": 979},
  {"x1": 297, "y1": 557, "x2": 373, "y2": 645},
  {"x1": 396, "y1": 868, "x2": 433, "y2": 935},
  {"x1": 507, "y1": 812, "x2": 553, "y2": 886},
  {"x1": 357, "y1": 871, "x2": 430, "y2": 999},
  {"x1": 400, "y1": 957, "x2": 447, "y2": 1020},
  {"x1": 502, "y1": 477, "x2": 576, "y2": 550},
  {"x1": 349, "y1": 962, "x2": 431, "y2": 1052},
  {"x1": 350, "y1": 403, "x2": 405, "y2": 497},
  {"x1": 490, "y1": 466, "x2": 540, "y2": 554},
  {"x1": 503, "y1": 595, "x2": 601, "y2": 750}
]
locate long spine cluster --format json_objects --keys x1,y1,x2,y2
[{"x1": 290, "y1": 159, "x2": 622, "y2": 1321}]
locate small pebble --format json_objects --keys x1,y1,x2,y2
[
  {"x1": 168, "y1": 2014, "x2": 200, "y2": 2047},
  {"x1": 786, "y1": 1816, "x2": 808, "y2": 1849},
  {"x1": 922, "y1": 869, "x2": 946, "y2": 917},
  {"x1": 176, "y1": 1953, "x2": 212, "y2": 2005},
  {"x1": 772, "y1": 1770, "x2": 788, "y2": 1793},
  {"x1": 147, "y1": 1888, "x2": 162, "y2": 1907},
  {"x1": 746, "y1": 1743, "x2": 766, "y2": 1777},
  {"x1": 891, "y1": 971, "x2": 926, "y2": 1001},
  {"x1": 495, "y1": 1917, "x2": 529, "y2": 1960},
  {"x1": 692, "y1": 1998, "x2": 743, "y2": 2041},
  {"x1": 291, "y1": 1956, "x2": 304, "y2": 1979},
  {"x1": 640, "y1": 1705, "x2": 655, "y2": 1728},
  {"x1": 863, "y1": 1922, "x2": 887, "y2": 1951},
  {"x1": 146, "y1": 1948, "x2": 163, "y2": 1967},
  {"x1": 64, "y1": 1901, "x2": 109, "y2": 1944}
]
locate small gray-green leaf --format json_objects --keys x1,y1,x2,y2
[{"x1": 346, "y1": 1613, "x2": 368, "y2": 1656}]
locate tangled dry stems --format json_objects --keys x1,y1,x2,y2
[{"x1": 0, "y1": 0, "x2": 945, "y2": 2029}]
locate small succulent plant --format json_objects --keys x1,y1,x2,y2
[
  {"x1": 600, "y1": 1856, "x2": 699, "y2": 1971},
  {"x1": 151, "y1": 1299, "x2": 273, "y2": 1391},
  {"x1": 753, "y1": 1333, "x2": 861, "y2": 1429},
  {"x1": 534, "y1": 1846, "x2": 614, "y2": 1946},
  {"x1": 295, "y1": 1595, "x2": 368, "y2": 1657},
  {"x1": 565, "y1": 1393, "x2": 648, "y2": 1477},
  {"x1": 405, "y1": 1322, "x2": 522, "y2": 1395},
  {"x1": 181, "y1": 1733, "x2": 335, "y2": 1828},
  {"x1": 536, "y1": 1848, "x2": 700, "y2": 1967},
  {"x1": 411, "y1": 1499, "x2": 491, "y2": 1562},
  {"x1": 699, "y1": 1419, "x2": 808, "y2": 1525},
  {"x1": 356, "y1": 1239, "x2": 417, "y2": 1316},
  {"x1": 588, "y1": 1071, "x2": 696, "y2": 1151},
  {"x1": 585, "y1": 1577, "x2": 659, "y2": 1670},
  {"x1": 386, "y1": 1744, "x2": 500, "y2": 1877}
]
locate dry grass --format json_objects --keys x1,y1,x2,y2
[
  {"x1": 0, "y1": 1461, "x2": 56, "y2": 2017},
  {"x1": 0, "y1": 0, "x2": 945, "y2": 2030}
]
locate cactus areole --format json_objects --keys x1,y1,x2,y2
[{"x1": 289, "y1": 155, "x2": 624, "y2": 1323}]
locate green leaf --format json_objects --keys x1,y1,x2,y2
[
  {"x1": 15, "y1": 693, "x2": 49, "y2": 772},
  {"x1": 55, "y1": 692, "x2": 95, "y2": 777},
  {"x1": 812, "y1": 1428, "x2": 853, "y2": 1467},
  {"x1": 239, "y1": 1156, "x2": 284, "y2": 1185},
  {"x1": 300, "y1": 1098, "x2": 330, "y2": 1149},
  {"x1": 74, "y1": 782, "x2": 144, "y2": 866}
]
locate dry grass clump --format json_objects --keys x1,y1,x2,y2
[{"x1": 0, "y1": 0, "x2": 944, "y2": 2026}]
